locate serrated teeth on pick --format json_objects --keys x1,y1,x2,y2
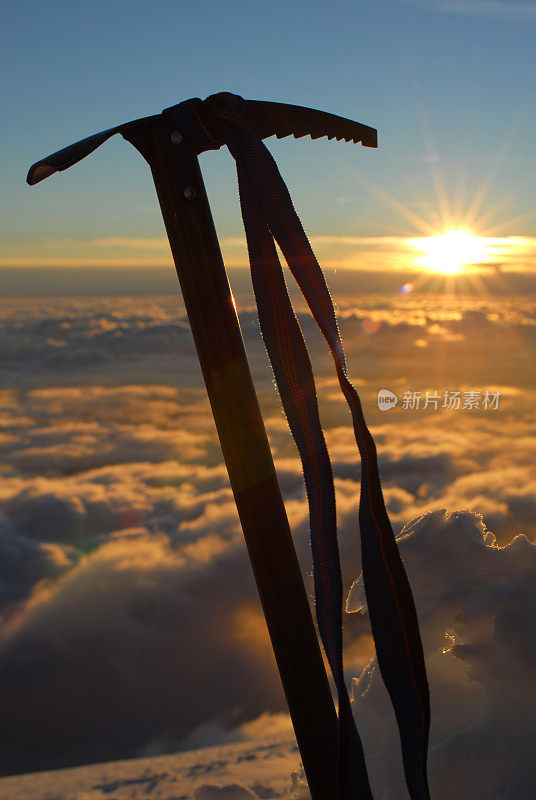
[{"x1": 244, "y1": 100, "x2": 377, "y2": 148}]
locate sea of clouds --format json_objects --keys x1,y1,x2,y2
[{"x1": 0, "y1": 293, "x2": 534, "y2": 798}]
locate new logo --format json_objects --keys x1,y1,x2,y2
[{"x1": 377, "y1": 389, "x2": 398, "y2": 411}]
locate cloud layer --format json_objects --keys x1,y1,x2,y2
[
  {"x1": 396, "y1": 0, "x2": 536, "y2": 22},
  {"x1": 348, "y1": 509, "x2": 536, "y2": 799},
  {"x1": 0, "y1": 293, "x2": 534, "y2": 787}
]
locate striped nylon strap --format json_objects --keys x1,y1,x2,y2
[{"x1": 166, "y1": 93, "x2": 431, "y2": 800}]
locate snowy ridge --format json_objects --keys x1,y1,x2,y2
[{"x1": 0, "y1": 737, "x2": 305, "y2": 800}]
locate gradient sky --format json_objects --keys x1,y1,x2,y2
[{"x1": 2, "y1": 0, "x2": 536, "y2": 282}]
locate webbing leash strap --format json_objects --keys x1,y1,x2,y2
[{"x1": 166, "y1": 93, "x2": 431, "y2": 800}]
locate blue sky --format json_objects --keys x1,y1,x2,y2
[{"x1": 2, "y1": 0, "x2": 535, "y2": 279}]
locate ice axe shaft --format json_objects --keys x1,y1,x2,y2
[{"x1": 123, "y1": 118, "x2": 338, "y2": 798}]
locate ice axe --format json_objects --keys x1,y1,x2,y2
[{"x1": 27, "y1": 95, "x2": 430, "y2": 800}]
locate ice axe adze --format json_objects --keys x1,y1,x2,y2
[{"x1": 27, "y1": 96, "x2": 378, "y2": 799}]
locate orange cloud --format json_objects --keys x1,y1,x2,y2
[{"x1": 3, "y1": 233, "x2": 536, "y2": 272}]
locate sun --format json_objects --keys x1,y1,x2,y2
[{"x1": 407, "y1": 229, "x2": 490, "y2": 275}]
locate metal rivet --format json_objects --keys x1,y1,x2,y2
[
  {"x1": 184, "y1": 187, "x2": 196, "y2": 200},
  {"x1": 170, "y1": 131, "x2": 183, "y2": 144}
]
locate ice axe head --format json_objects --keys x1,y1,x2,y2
[{"x1": 26, "y1": 93, "x2": 377, "y2": 185}]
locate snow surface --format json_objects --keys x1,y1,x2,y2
[{"x1": 0, "y1": 737, "x2": 308, "y2": 800}]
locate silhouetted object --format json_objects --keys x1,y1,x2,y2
[{"x1": 28, "y1": 94, "x2": 430, "y2": 800}]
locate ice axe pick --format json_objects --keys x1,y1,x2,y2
[{"x1": 27, "y1": 94, "x2": 378, "y2": 800}]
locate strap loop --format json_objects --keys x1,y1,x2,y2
[{"x1": 166, "y1": 93, "x2": 431, "y2": 800}]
